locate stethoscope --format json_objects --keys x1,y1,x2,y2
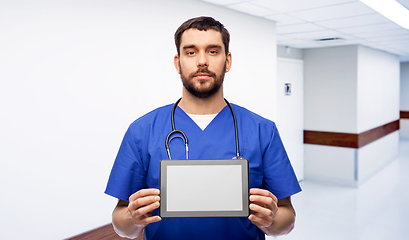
[{"x1": 165, "y1": 98, "x2": 243, "y2": 160}]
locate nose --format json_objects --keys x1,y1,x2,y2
[{"x1": 197, "y1": 53, "x2": 208, "y2": 68}]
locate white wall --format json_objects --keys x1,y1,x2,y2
[
  {"x1": 303, "y1": 46, "x2": 358, "y2": 133},
  {"x1": 304, "y1": 145, "x2": 356, "y2": 185},
  {"x1": 276, "y1": 58, "x2": 304, "y2": 181},
  {"x1": 401, "y1": 62, "x2": 409, "y2": 111},
  {"x1": 401, "y1": 120, "x2": 409, "y2": 140},
  {"x1": 304, "y1": 46, "x2": 358, "y2": 185},
  {"x1": 401, "y1": 62, "x2": 409, "y2": 140},
  {"x1": 357, "y1": 46, "x2": 400, "y2": 133},
  {"x1": 277, "y1": 45, "x2": 303, "y2": 60},
  {"x1": 303, "y1": 45, "x2": 400, "y2": 186},
  {"x1": 355, "y1": 46, "x2": 400, "y2": 184},
  {"x1": 0, "y1": 0, "x2": 277, "y2": 239},
  {"x1": 357, "y1": 131, "x2": 399, "y2": 185}
]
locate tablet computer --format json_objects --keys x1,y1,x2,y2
[{"x1": 159, "y1": 159, "x2": 249, "y2": 218}]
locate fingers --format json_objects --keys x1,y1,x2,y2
[
  {"x1": 129, "y1": 195, "x2": 160, "y2": 212},
  {"x1": 249, "y1": 188, "x2": 278, "y2": 207},
  {"x1": 250, "y1": 188, "x2": 278, "y2": 201},
  {"x1": 129, "y1": 188, "x2": 160, "y2": 202},
  {"x1": 248, "y1": 212, "x2": 273, "y2": 228},
  {"x1": 128, "y1": 188, "x2": 161, "y2": 226},
  {"x1": 129, "y1": 196, "x2": 160, "y2": 216},
  {"x1": 129, "y1": 189, "x2": 160, "y2": 211},
  {"x1": 250, "y1": 194, "x2": 276, "y2": 206},
  {"x1": 131, "y1": 211, "x2": 161, "y2": 227},
  {"x1": 248, "y1": 207, "x2": 274, "y2": 228},
  {"x1": 249, "y1": 201, "x2": 274, "y2": 217},
  {"x1": 248, "y1": 188, "x2": 278, "y2": 228},
  {"x1": 248, "y1": 200, "x2": 275, "y2": 227}
]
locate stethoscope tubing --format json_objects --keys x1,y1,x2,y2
[{"x1": 165, "y1": 98, "x2": 242, "y2": 160}]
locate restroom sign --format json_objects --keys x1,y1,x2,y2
[{"x1": 284, "y1": 83, "x2": 291, "y2": 96}]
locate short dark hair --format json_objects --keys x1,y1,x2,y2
[{"x1": 174, "y1": 16, "x2": 230, "y2": 56}]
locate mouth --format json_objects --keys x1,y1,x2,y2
[{"x1": 194, "y1": 73, "x2": 211, "y2": 80}]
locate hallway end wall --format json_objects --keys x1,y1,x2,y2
[{"x1": 400, "y1": 62, "x2": 409, "y2": 140}]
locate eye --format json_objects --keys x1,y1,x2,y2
[
  {"x1": 186, "y1": 51, "x2": 196, "y2": 56},
  {"x1": 209, "y1": 50, "x2": 218, "y2": 55}
]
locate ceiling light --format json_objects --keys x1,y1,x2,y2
[{"x1": 360, "y1": 0, "x2": 409, "y2": 29}]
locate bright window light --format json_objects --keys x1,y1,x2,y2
[{"x1": 360, "y1": 0, "x2": 409, "y2": 29}]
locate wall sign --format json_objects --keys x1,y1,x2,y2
[{"x1": 285, "y1": 83, "x2": 291, "y2": 96}]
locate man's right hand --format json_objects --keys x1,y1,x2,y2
[
  {"x1": 128, "y1": 188, "x2": 162, "y2": 227},
  {"x1": 112, "y1": 189, "x2": 161, "y2": 239}
]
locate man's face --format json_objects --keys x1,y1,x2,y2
[{"x1": 174, "y1": 29, "x2": 232, "y2": 98}]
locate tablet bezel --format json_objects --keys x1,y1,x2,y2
[{"x1": 159, "y1": 159, "x2": 249, "y2": 218}]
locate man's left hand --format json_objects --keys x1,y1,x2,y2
[{"x1": 248, "y1": 188, "x2": 278, "y2": 229}]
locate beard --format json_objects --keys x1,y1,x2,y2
[{"x1": 180, "y1": 62, "x2": 226, "y2": 99}]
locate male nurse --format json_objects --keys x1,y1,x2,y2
[{"x1": 105, "y1": 16, "x2": 301, "y2": 240}]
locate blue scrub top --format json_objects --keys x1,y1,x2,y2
[{"x1": 105, "y1": 103, "x2": 301, "y2": 240}]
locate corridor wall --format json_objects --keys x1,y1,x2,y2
[
  {"x1": 401, "y1": 62, "x2": 409, "y2": 140},
  {"x1": 303, "y1": 45, "x2": 400, "y2": 186}
]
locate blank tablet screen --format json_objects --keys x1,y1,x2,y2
[{"x1": 160, "y1": 159, "x2": 249, "y2": 218}]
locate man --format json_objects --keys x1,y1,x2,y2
[{"x1": 105, "y1": 16, "x2": 301, "y2": 240}]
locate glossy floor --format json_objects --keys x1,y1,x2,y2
[{"x1": 272, "y1": 140, "x2": 409, "y2": 240}]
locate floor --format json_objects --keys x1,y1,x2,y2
[{"x1": 271, "y1": 140, "x2": 409, "y2": 240}]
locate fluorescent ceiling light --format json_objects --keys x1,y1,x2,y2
[{"x1": 360, "y1": 0, "x2": 409, "y2": 29}]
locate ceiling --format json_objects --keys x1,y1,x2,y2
[{"x1": 199, "y1": 0, "x2": 409, "y2": 62}]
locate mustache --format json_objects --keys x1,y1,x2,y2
[{"x1": 188, "y1": 68, "x2": 217, "y2": 79}]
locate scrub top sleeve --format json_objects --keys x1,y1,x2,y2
[
  {"x1": 105, "y1": 126, "x2": 148, "y2": 202},
  {"x1": 262, "y1": 123, "x2": 301, "y2": 200}
]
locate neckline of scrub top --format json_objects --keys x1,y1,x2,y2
[
  {"x1": 186, "y1": 113, "x2": 218, "y2": 131},
  {"x1": 176, "y1": 105, "x2": 231, "y2": 132}
]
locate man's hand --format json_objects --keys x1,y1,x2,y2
[
  {"x1": 248, "y1": 188, "x2": 296, "y2": 236},
  {"x1": 248, "y1": 188, "x2": 278, "y2": 228},
  {"x1": 112, "y1": 188, "x2": 162, "y2": 238},
  {"x1": 128, "y1": 188, "x2": 162, "y2": 227}
]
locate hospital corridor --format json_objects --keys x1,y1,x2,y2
[
  {"x1": 1, "y1": 0, "x2": 409, "y2": 239},
  {"x1": 273, "y1": 140, "x2": 409, "y2": 240}
]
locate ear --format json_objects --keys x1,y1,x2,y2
[
  {"x1": 225, "y1": 52, "x2": 232, "y2": 73},
  {"x1": 174, "y1": 54, "x2": 181, "y2": 74}
]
